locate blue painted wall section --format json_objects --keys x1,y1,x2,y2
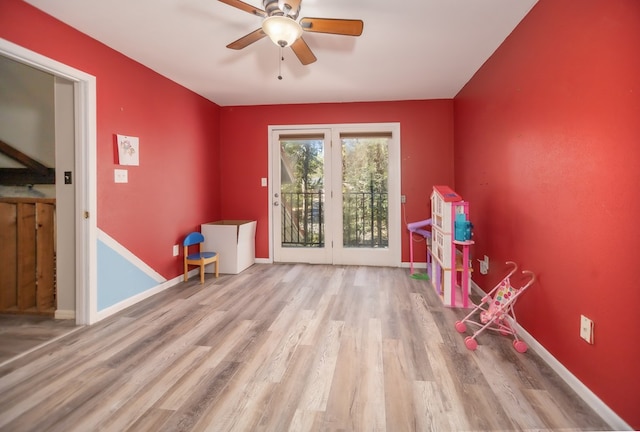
[{"x1": 97, "y1": 239, "x2": 160, "y2": 311}]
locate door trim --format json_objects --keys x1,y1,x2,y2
[
  {"x1": 268, "y1": 122, "x2": 401, "y2": 267},
  {"x1": 0, "y1": 38, "x2": 97, "y2": 325}
]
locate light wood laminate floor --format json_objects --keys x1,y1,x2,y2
[
  {"x1": 0, "y1": 264, "x2": 611, "y2": 431},
  {"x1": 0, "y1": 314, "x2": 79, "y2": 366}
]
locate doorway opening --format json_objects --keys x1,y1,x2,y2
[{"x1": 0, "y1": 38, "x2": 97, "y2": 326}]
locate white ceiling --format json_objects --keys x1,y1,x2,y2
[{"x1": 24, "y1": 0, "x2": 537, "y2": 107}]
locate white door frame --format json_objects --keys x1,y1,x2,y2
[
  {"x1": 0, "y1": 38, "x2": 97, "y2": 325},
  {"x1": 268, "y1": 122, "x2": 401, "y2": 267}
]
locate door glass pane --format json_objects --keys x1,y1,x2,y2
[
  {"x1": 341, "y1": 135, "x2": 389, "y2": 248},
  {"x1": 279, "y1": 136, "x2": 325, "y2": 248}
]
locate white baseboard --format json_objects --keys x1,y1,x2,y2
[
  {"x1": 54, "y1": 309, "x2": 75, "y2": 320},
  {"x1": 95, "y1": 272, "x2": 191, "y2": 321},
  {"x1": 255, "y1": 258, "x2": 271, "y2": 265},
  {"x1": 401, "y1": 261, "x2": 427, "y2": 270},
  {"x1": 512, "y1": 322, "x2": 631, "y2": 430},
  {"x1": 469, "y1": 280, "x2": 631, "y2": 431}
]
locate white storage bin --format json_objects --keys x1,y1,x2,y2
[{"x1": 201, "y1": 220, "x2": 256, "y2": 274}]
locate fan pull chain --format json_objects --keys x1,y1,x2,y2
[{"x1": 278, "y1": 46, "x2": 283, "y2": 80}]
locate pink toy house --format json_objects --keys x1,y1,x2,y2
[{"x1": 429, "y1": 186, "x2": 474, "y2": 307}]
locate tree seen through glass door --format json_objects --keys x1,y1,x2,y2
[
  {"x1": 341, "y1": 136, "x2": 389, "y2": 248},
  {"x1": 280, "y1": 137, "x2": 325, "y2": 248}
]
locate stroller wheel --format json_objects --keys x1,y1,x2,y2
[
  {"x1": 513, "y1": 340, "x2": 527, "y2": 353},
  {"x1": 455, "y1": 321, "x2": 467, "y2": 333},
  {"x1": 464, "y1": 336, "x2": 478, "y2": 351}
]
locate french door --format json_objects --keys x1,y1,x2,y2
[{"x1": 270, "y1": 123, "x2": 401, "y2": 266}]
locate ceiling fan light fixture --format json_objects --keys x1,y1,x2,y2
[{"x1": 262, "y1": 15, "x2": 302, "y2": 47}]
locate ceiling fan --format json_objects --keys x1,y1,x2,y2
[{"x1": 219, "y1": 0, "x2": 364, "y2": 65}]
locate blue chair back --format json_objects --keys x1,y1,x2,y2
[{"x1": 183, "y1": 231, "x2": 205, "y2": 247}]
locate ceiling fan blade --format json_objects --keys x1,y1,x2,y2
[
  {"x1": 291, "y1": 37, "x2": 317, "y2": 65},
  {"x1": 218, "y1": 0, "x2": 267, "y2": 18},
  {"x1": 226, "y1": 28, "x2": 267, "y2": 49},
  {"x1": 299, "y1": 18, "x2": 364, "y2": 36}
]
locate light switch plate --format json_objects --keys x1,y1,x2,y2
[{"x1": 114, "y1": 169, "x2": 128, "y2": 183}]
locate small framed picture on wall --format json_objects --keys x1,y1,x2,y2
[{"x1": 117, "y1": 134, "x2": 139, "y2": 166}]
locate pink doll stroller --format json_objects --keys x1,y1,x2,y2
[{"x1": 454, "y1": 261, "x2": 536, "y2": 352}]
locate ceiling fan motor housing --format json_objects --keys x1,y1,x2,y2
[{"x1": 263, "y1": 0, "x2": 300, "y2": 19}]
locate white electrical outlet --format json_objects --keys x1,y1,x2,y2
[
  {"x1": 401, "y1": 195, "x2": 406, "y2": 204},
  {"x1": 580, "y1": 315, "x2": 594, "y2": 344},
  {"x1": 478, "y1": 255, "x2": 489, "y2": 275},
  {"x1": 261, "y1": 177, "x2": 267, "y2": 187},
  {"x1": 172, "y1": 244, "x2": 179, "y2": 257}
]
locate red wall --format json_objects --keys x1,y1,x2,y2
[
  {"x1": 0, "y1": 0, "x2": 221, "y2": 278},
  {"x1": 8, "y1": 0, "x2": 631, "y2": 425},
  {"x1": 454, "y1": 0, "x2": 640, "y2": 428},
  {"x1": 219, "y1": 100, "x2": 454, "y2": 261}
]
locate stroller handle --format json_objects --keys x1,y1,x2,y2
[
  {"x1": 521, "y1": 270, "x2": 536, "y2": 289},
  {"x1": 504, "y1": 262, "x2": 536, "y2": 289},
  {"x1": 504, "y1": 261, "x2": 518, "y2": 278}
]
